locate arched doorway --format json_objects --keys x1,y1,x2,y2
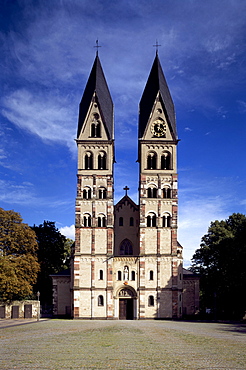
[{"x1": 118, "y1": 287, "x2": 136, "y2": 320}]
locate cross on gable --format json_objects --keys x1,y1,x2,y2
[{"x1": 123, "y1": 186, "x2": 129, "y2": 196}]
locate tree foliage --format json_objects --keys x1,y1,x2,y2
[
  {"x1": 32, "y1": 221, "x2": 72, "y2": 305},
  {"x1": 191, "y1": 213, "x2": 246, "y2": 319},
  {"x1": 0, "y1": 208, "x2": 40, "y2": 302}
]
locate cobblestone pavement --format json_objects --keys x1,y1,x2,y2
[{"x1": 0, "y1": 319, "x2": 245, "y2": 369}]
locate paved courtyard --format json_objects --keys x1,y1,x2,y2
[{"x1": 0, "y1": 319, "x2": 245, "y2": 369}]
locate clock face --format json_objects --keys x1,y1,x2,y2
[{"x1": 151, "y1": 120, "x2": 166, "y2": 137}]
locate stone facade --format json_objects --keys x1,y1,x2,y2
[
  {"x1": 51, "y1": 270, "x2": 71, "y2": 317},
  {"x1": 0, "y1": 300, "x2": 40, "y2": 319},
  {"x1": 183, "y1": 268, "x2": 200, "y2": 317},
  {"x1": 67, "y1": 53, "x2": 199, "y2": 319}
]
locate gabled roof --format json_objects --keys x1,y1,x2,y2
[
  {"x1": 115, "y1": 195, "x2": 139, "y2": 212},
  {"x1": 77, "y1": 55, "x2": 113, "y2": 139},
  {"x1": 139, "y1": 53, "x2": 177, "y2": 140}
]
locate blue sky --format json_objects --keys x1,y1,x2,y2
[{"x1": 1, "y1": 0, "x2": 246, "y2": 267}]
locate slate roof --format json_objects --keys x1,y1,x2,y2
[
  {"x1": 139, "y1": 53, "x2": 177, "y2": 140},
  {"x1": 77, "y1": 55, "x2": 113, "y2": 139}
]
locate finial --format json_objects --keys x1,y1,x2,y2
[
  {"x1": 123, "y1": 186, "x2": 129, "y2": 196},
  {"x1": 153, "y1": 40, "x2": 161, "y2": 55},
  {"x1": 94, "y1": 39, "x2": 101, "y2": 56}
]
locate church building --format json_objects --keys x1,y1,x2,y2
[{"x1": 70, "y1": 49, "x2": 184, "y2": 320}]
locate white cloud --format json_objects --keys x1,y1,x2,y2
[
  {"x1": 59, "y1": 224, "x2": 75, "y2": 240},
  {"x1": 178, "y1": 196, "x2": 229, "y2": 266},
  {"x1": 0, "y1": 179, "x2": 73, "y2": 209},
  {"x1": 2, "y1": 89, "x2": 77, "y2": 154}
]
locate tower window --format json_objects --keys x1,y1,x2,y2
[
  {"x1": 91, "y1": 122, "x2": 101, "y2": 138},
  {"x1": 147, "y1": 187, "x2": 157, "y2": 198},
  {"x1": 161, "y1": 152, "x2": 171, "y2": 170},
  {"x1": 98, "y1": 295, "x2": 104, "y2": 306},
  {"x1": 98, "y1": 215, "x2": 106, "y2": 227},
  {"x1": 131, "y1": 271, "x2": 135, "y2": 281},
  {"x1": 98, "y1": 152, "x2": 106, "y2": 170},
  {"x1": 83, "y1": 214, "x2": 91, "y2": 227},
  {"x1": 120, "y1": 239, "x2": 133, "y2": 255},
  {"x1": 83, "y1": 187, "x2": 92, "y2": 199},
  {"x1": 149, "y1": 270, "x2": 154, "y2": 280},
  {"x1": 99, "y1": 270, "x2": 103, "y2": 280},
  {"x1": 147, "y1": 213, "x2": 157, "y2": 227},
  {"x1": 147, "y1": 152, "x2": 157, "y2": 170},
  {"x1": 119, "y1": 217, "x2": 123, "y2": 226},
  {"x1": 130, "y1": 217, "x2": 134, "y2": 226},
  {"x1": 98, "y1": 187, "x2": 107, "y2": 199},
  {"x1": 162, "y1": 214, "x2": 171, "y2": 227},
  {"x1": 148, "y1": 295, "x2": 154, "y2": 306},
  {"x1": 84, "y1": 152, "x2": 93, "y2": 170},
  {"x1": 163, "y1": 187, "x2": 172, "y2": 198},
  {"x1": 117, "y1": 271, "x2": 122, "y2": 280}
]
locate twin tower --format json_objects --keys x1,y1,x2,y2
[{"x1": 71, "y1": 52, "x2": 183, "y2": 319}]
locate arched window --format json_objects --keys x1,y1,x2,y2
[
  {"x1": 149, "y1": 270, "x2": 154, "y2": 280},
  {"x1": 99, "y1": 270, "x2": 103, "y2": 280},
  {"x1": 83, "y1": 187, "x2": 92, "y2": 199},
  {"x1": 98, "y1": 152, "x2": 106, "y2": 170},
  {"x1": 91, "y1": 114, "x2": 101, "y2": 138},
  {"x1": 91, "y1": 122, "x2": 101, "y2": 138},
  {"x1": 163, "y1": 187, "x2": 172, "y2": 198},
  {"x1": 120, "y1": 239, "x2": 133, "y2": 255},
  {"x1": 83, "y1": 214, "x2": 91, "y2": 227},
  {"x1": 119, "y1": 217, "x2": 123, "y2": 226},
  {"x1": 84, "y1": 152, "x2": 93, "y2": 170},
  {"x1": 161, "y1": 152, "x2": 171, "y2": 170},
  {"x1": 148, "y1": 295, "x2": 154, "y2": 306},
  {"x1": 98, "y1": 187, "x2": 107, "y2": 199},
  {"x1": 147, "y1": 187, "x2": 158, "y2": 198},
  {"x1": 98, "y1": 295, "x2": 104, "y2": 306},
  {"x1": 131, "y1": 271, "x2": 135, "y2": 281},
  {"x1": 162, "y1": 213, "x2": 171, "y2": 227},
  {"x1": 91, "y1": 123, "x2": 96, "y2": 137},
  {"x1": 147, "y1": 152, "x2": 157, "y2": 170},
  {"x1": 98, "y1": 215, "x2": 106, "y2": 227},
  {"x1": 117, "y1": 271, "x2": 122, "y2": 280},
  {"x1": 130, "y1": 217, "x2": 134, "y2": 226},
  {"x1": 147, "y1": 213, "x2": 157, "y2": 227}
]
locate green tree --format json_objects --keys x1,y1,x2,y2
[
  {"x1": 0, "y1": 208, "x2": 40, "y2": 302},
  {"x1": 191, "y1": 213, "x2": 246, "y2": 319},
  {"x1": 32, "y1": 221, "x2": 72, "y2": 305}
]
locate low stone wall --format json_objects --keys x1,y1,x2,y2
[{"x1": 0, "y1": 300, "x2": 40, "y2": 319}]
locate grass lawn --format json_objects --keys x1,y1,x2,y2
[{"x1": 0, "y1": 319, "x2": 245, "y2": 369}]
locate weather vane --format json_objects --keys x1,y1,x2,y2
[
  {"x1": 94, "y1": 39, "x2": 101, "y2": 55},
  {"x1": 153, "y1": 40, "x2": 161, "y2": 55}
]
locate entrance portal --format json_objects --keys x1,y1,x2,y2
[{"x1": 119, "y1": 299, "x2": 133, "y2": 320}]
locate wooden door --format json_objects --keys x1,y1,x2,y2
[
  {"x1": 24, "y1": 304, "x2": 32, "y2": 318},
  {"x1": 119, "y1": 299, "x2": 133, "y2": 320},
  {"x1": 0, "y1": 306, "x2": 5, "y2": 319},
  {"x1": 11, "y1": 306, "x2": 19, "y2": 319},
  {"x1": 119, "y1": 299, "x2": 127, "y2": 319}
]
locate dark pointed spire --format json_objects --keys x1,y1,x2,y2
[
  {"x1": 77, "y1": 55, "x2": 113, "y2": 139},
  {"x1": 139, "y1": 54, "x2": 177, "y2": 140}
]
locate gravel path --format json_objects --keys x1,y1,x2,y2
[{"x1": 0, "y1": 319, "x2": 245, "y2": 369}]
